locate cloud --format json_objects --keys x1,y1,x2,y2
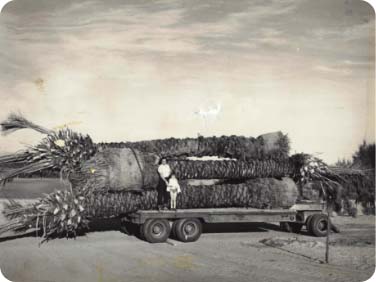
[
  {"x1": 1, "y1": 0, "x2": 300, "y2": 56},
  {"x1": 312, "y1": 21, "x2": 373, "y2": 41},
  {"x1": 313, "y1": 64, "x2": 352, "y2": 75},
  {"x1": 0, "y1": 0, "x2": 373, "y2": 163}
]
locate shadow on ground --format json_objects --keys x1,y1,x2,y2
[
  {"x1": 203, "y1": 222, "x2": 280, "y2": 233},
  {"x1": 0, "y1": 219, "x2": 294, "y2": 243}
]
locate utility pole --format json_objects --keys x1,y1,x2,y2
[
  {"x1": 325, "y1": 198, "x2": 330, "y2": 264},
  {"x1": 321, "y1": 182, "x2": 330, "y2": 264}
]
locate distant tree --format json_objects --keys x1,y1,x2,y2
[
  {"x1": 352, "y1": 141, "x2": 375, "y2": 214},
  {"x1": 334, "y1": 158, "x2": 352, "y2": 168},
  {"x1": 352, "y1": 141, "x2": 375, "y2": 169}
]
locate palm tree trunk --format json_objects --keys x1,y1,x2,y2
[
  {"x1": 83, "y1": 178, "x2": 297, "y2": 217},
  {"x1": 169, "y1": 159, "x2": 295, "y2": 180},
  {"x1": 1, "y1": 178, "x2": 298, "y2": 241},
  {"x1": 70, "y1": 155, "x2": 298, "y2": 194},
  {"x1": 99, "y1": 132, "x2": 290, "y2": 161}
]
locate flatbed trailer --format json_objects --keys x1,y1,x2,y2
[{"x1": 122, "y1": 201, "x2": 331, "y2": 243}]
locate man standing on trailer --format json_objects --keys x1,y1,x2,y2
[{"x1": 157, "y1": 158, "x2": 172, "y2": 210}]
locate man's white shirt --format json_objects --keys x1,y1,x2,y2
[{"x1": 158, "y1": 164, "x2": 171, "y2": 179}]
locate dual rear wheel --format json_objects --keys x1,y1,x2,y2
[
  {"x1": 139, "y1": 218, "x2": 203, "y2": 243},
  {"x1": 173, "y1": 218, "x2": 202, "y2": 242},
  {"x1": 140, "y1": 218, "x2": 171, "y2": 243}
]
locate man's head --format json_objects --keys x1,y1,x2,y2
[{"x1": 160, "y1": 158, "x2": 167, "y2": 165}]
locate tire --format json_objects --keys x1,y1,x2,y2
[
  {"x1": 308, "y1": 214, "x2": 328, "y2": 237},
  {"x1": 138, "y1": 225, "x2": 144, "y2": 240},
  {"x1": 280, "y1": 222, "x2": 303, "y2": 233},
  {"x1": 171, "y1": 221, "x2": 178, "y2": 239},
  {"x1": 141, "y1": 219, "x2": 171, "y2": 243},
  {"x1": 305, "y1": 215, "x2": 313, "y2": 231},
  {"x1": 174, "y1": 218, "x2": 202, "y2": 242}
]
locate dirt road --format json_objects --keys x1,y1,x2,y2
[
  {"x1": 0, "y1": 179, "x2": 374, "y2": 282},
  {"x1": 0, "y1": 214, "x2": 374, "y2": 282}
]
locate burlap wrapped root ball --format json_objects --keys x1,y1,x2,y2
[{"x1": 69, "y1": 148, "x2": 160, "y2": 193}]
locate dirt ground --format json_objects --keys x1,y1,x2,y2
[{"x1": 0, "y1": 180, "x2": 374, "y2": 282}]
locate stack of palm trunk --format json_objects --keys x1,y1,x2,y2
[
  {"x1": 0, "y1": 113, "x2": 367, "y2": 242},
  {"x1": 98, "y1": 131, "x2": 290, "y2": 161},
  {"x1": 2, "y1": 178, "x2": 298, "y2": 241}
]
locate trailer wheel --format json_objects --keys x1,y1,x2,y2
[
  {"x1": 141, "y1": 219, "x2": 171, "y2": 243},
  {"x1": 138, "y1": 224, "x2": 145, "y2": 240},
  {"x1": 308, "y1": 214, "x2": 328, "y2": 237},
  {"x1": 174, "y1": 218, "x2": 202, "y2": 242},
  {"x1": 280, "y1": 222, "x2": 303, "y2": 233},
  {"x1": 170, "y1": 221, "x2": 178, "y2": 239},
  {"x1": 305, "y1": 215, "x2": 313, "y2": 231}
]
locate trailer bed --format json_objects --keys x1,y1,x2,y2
[
  {"x1": 123, "y1": 203, "x2": 327, "y2": 243},
  {"x1": 127, "y1": 208, "x2": 297, "y2": 224}
]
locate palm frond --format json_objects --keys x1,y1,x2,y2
[
  {"x1": 0, "y1": 190, "x2": 89, "y2": 241},
  {"x1": 0, "y1": 220, "x2": 26, "y2": 235},
  {"x1": 0, "y1": 152, "x2": 31, "y2": 166},
  {"x1": 1, "y1": 113, "x2": 52, "y2": 135},
  {"x1": 0, "y1": 161, "x2": 53, "y2": 184},
  {"x1": 0, "y1": 127, "x2": 97, "y2": 181}
]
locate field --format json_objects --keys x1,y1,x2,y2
[
  {"x1": 0, "y1": 178, "x2": 70, "y2": 199},
  {"x1": 0, "y1": 179, "x2": 374, "y2": 282}
]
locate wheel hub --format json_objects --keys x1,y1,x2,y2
[
  {"x1": 184, "y1": 223, "x2": 196, "y2": 235},
  {"x1": 318, "y1": 220, "x2": 327, "y2": 231},
  {"x1": 152, "y1": 224, "x2": 163, "y2": 236}
]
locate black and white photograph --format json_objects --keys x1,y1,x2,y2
[{"x1": 0, "y1": 0, "x2": 375, "y2": 281}]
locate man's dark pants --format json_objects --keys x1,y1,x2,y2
[{"x1": 157, "y1": 177, "x2": 170, "y2": 208}]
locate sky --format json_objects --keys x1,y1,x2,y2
[{"x1": 0, "y1": 0, "x2": 374, "y2": 164}]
